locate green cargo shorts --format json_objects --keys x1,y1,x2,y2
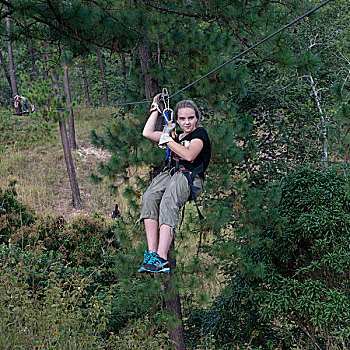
[{"x1": 139, "y1": 169, "x2": 203, "y2": 231}]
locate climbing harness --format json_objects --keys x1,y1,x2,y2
[
  {"x1": 179, "y1": 164, "x2": 204, "y2": 220},
  {"x1": 158, "y1": 88, "x2": 205, "y2": 220}
]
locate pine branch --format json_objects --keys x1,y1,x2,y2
[
  {"x1": 88, "y1": 0, "x2": 141, "y2": 37},
  {"x1": 218, "y1": 15, "x2": 263, "y2": 59},
  {"x1": 140, "y1": 0, "x2": 214, "y2": 20},
  {"x1": 28, "y1": 13, "x2": 105, "y2": 50},
  {"x1": 264, "y1": 0, "x2": 297, "y2": 13},
  {"x1": 0, "y1": 0, "x2": 11, "y2": 7},
  {"x1": 0, "y1": 3, "x2": 14, "y2": 21}
]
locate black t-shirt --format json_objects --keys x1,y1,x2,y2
[{"x1": 170, "y1": 127, "x2": 211, "y2": 179}]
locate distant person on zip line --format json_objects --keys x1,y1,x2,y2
[
  {"x1": 20, "y1": 95, "x2": 28, "y2": 112},
  {"x1": 14, "y1": 95, "x2": 35, "y2": 113},
  {"x1": 20, "y1": 95, "x2": 35, "y2": 113},
  {"x1": 137, "y1": 94, "x2": 211, "y2": 273},
  {"x1": 13, "y1": 95, "x2": 21, "y2": 113}
]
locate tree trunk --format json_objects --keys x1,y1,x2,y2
[
  {"x1": 309, "y1": 74, "x2": 328, "y2": 165},
  {"x1": 42, "y1": 42, "x2": 49, "y2": 80},
  {"x1": 59, "y1": 117, "x2": 81, "y2": 209},
  {"x1": 81, "y1": 63, "x2": 91, "y2": 106},
  {"x1": 97, "y1": 48, "x2": 108, "y2": 106},
  {"x1": 0, "y1": 48, "x2": 12, "y2": 91},
  {"x1": 163, "y1": 242, "x2": 187, "y2": 350},
  {"x1": 138, "y1": 39, "x2": 159, "y2": 99},
  {"x1": 121, "y1": 52, "x2": 126, "y2": 80},
  {"x1": 121, "y1": 52, "x2": 126, "y2": 103},
  {"x1": 138, "y1": 38, "x2": 162, "y2": 129},
  {"x1": 49, "y1": 69, "x2": 60, "y2": 98},
  {"x1": 6, "y1": 15, "x2": 21, "y2": 114},
  {"x1": 62, "y1": 62, "x2": 77, "y2": 150},
  {"x1": 27, "y1": 39, "x2": 40, "y2": 77}
]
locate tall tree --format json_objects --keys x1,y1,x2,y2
[
  {"x1": 62, "y1": 62, "x2": 77, "y2": 150},
  {"x1": 0, "y1": 48, "x2": 12, "y2": 91},
  {"x1": 59, "y1": 116, "x2": 81, "y2": 209},
  {"x1": 6, "y1": 15, "x2": 20, "y2": 113},
  {"x1": 49, "y1": 68, "x2": 60, "y2": 97},
  {"x1": 42, "y1": 41, "x2": 49, "y2": 80},
  {"x1": 97, "y1": 48, "x2": 108, "y2": 106},
  {"x1": 27, "y1": 39, "x2": 39, "y2": 77},
  {"x1": 81, "y1": 63, "x2": 91, "y2": 105}
]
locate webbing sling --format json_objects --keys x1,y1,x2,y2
[
  {"x1": 158, "y1": 88, "x2": 175, "y2": 165},
  {"x1": 163, "y1": 109, "x2": 173, "y2": 164}
]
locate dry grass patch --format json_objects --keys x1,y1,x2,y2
[{"x1": 0, "y1": 107, "x2": 119, "y2": 222}]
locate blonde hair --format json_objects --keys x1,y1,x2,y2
[{"x1": 174, "y1": 100, "x2": 200, "y2": 121}]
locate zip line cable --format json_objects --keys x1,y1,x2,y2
[
  {"x1": 43, "y1": 99, "x2": 152, "y2": 111},
  {"x1": 15, "y1": 0, "x2": 333, "y2": 112}
]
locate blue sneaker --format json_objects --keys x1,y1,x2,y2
[
  {"x1": 142, "y1": 254, "x2": 170, "y2": 273},
  {"x1": 138, "y1": 250, "x2": 154, "y2": 273}
]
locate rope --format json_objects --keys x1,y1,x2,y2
[{"x1": 14, "y1": 0, "x2": 333, "y2": 111}]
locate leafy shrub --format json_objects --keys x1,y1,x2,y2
[
  {"x1": 0, "y1": 182, "x2": 119, "y2": 267},
  {"x1": 0, "y1": 181, "x2": 36, "y2": 245},
  {"x1": 192, "y1": 166, "x2": 350, "y2": 349},
  {"x1": 109, "y1": 313, "x2": 172, "y2": 349},
  {"x1": 260, "y1": 166, "x2": 350, "y2": 348},
  {"x1": 60, "y1": 215, "x2": 117, "y2": 267},
  {"x1": 0, "y1": 245, "x2": 107, "y2": 349},
  {"x1": 0, "y1": 182, "x2": 167, "y2": 345}
]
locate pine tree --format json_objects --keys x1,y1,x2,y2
[
  {"x1": 0, "y1": 48, "x2": 12, "y2": 93},
  {"x1": 6, "y1": 15, "x2": 20, "y2": 113}
]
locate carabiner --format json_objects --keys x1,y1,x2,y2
[
  {"x1": 162, "y1": 108, "x2": 174, "y2": 124},
  {"x1": 162, "y1": 88, "x2": 170, "y2": 110},
  {"x1": 158, "y1": 88, "x2": 174, "y2": 124}
]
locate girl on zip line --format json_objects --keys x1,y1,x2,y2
[{"x1": 138, "y1": 94, "x2": 211, "y2": 273}]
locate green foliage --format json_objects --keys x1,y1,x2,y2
[
  {"x1": 0, "y1": 244, "x2": 107, "y2": 349},
  {"x1": 23, "y1": 76, "x2": 67, "y2": 122},
  {"x1": 91, "y1": 112, "x2": 154, "y2": 177},
  {"x1": 0, "y1": 180, "x2": 36, "y2": 245},
  {"x1": 109, "y1": 314, "x2": 172, "y2": 349},
  {"x1": 193, "y1": 166, "x2": 350, "y2": 349},
  {"x1": 0, "y1": 182, "x2": 118, "y2": 267},
  {"x1": 258, "y1": 167, "x2": 350, "y2": 348},
  {"x1": 0, "y1": 182, "x2": 171, "y2": 346},
  {"x1": 61, "y1": 216, "x2": 117, "y2": 267}
]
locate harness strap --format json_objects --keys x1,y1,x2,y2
[{"x1": 179, "y1": 164, "x2": 204, "y2": 220}]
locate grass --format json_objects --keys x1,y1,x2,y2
[{"x1": 0, "y1": 107, "x2": 118, "y2": 221}]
